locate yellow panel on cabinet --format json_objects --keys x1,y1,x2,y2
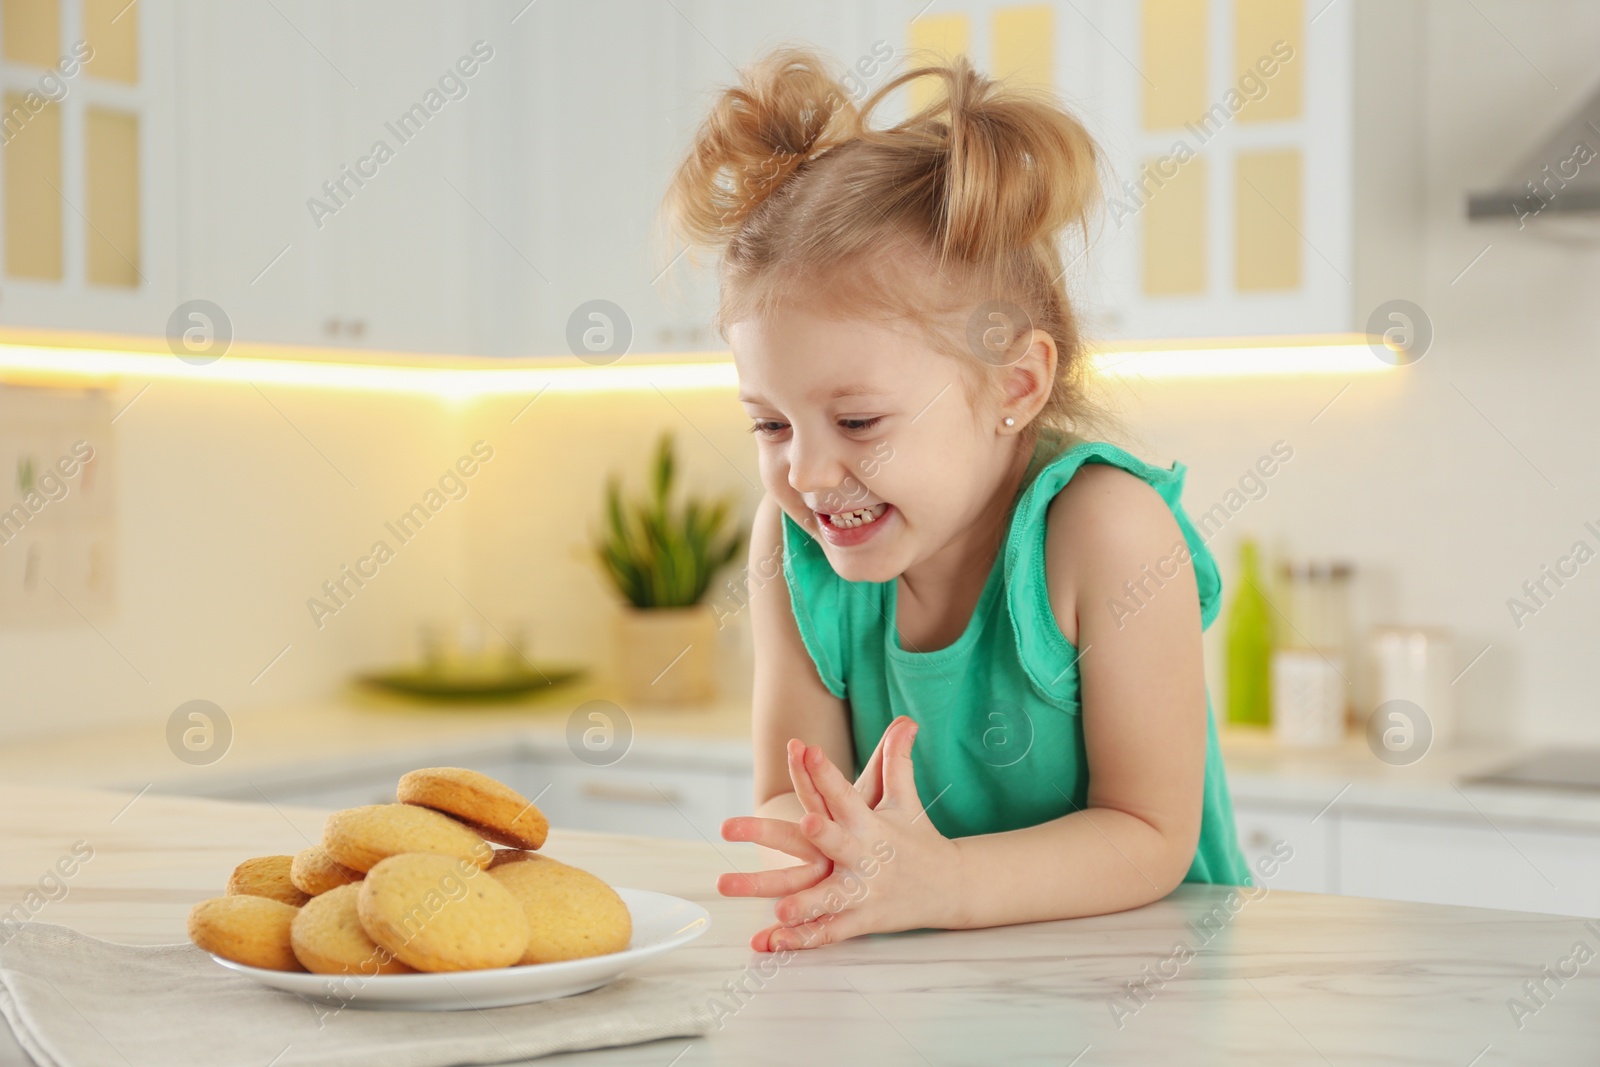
[
  {"x1": 1141, "y1": 0, "x2": 1207, "y2": 130},
  {"x1": 992, "y1": 6, "x2": 1052, "y2": 90},
  {"x1": 1235, "y1": 0, "x2": 1300, "y2": 122},
  {"x1": 908, "y1": 12, "x2": 970, "y2": 110},
  {"x1": 1141, "y1": 155, "x2": 1207, "y2": 296},
  {"x1": 1234, "y1": 149, "x2": 1301, "y2": 291},
  {"x1": 4, "y1": 93, "x2": 63, "y2": 280},
  {"x1": 86, "y1": 107, "x2": 141, "y2": 287},
  {"x1": 2, "y1": 0, "x2": 58, "y2": 66},
  {"x1": 84, "y1": 0, "x2": 139, "y2": 83}
]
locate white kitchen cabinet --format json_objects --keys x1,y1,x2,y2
[
  {"x1": 1070, "y1": 0, "x2": 1425, "y2": 342},
  {"x1": 511, "y1": 0, "x2": 904, "y2": 359},
  {"x1": 180, "y1": 744, "x2": 754, "y2": 845},
  {"x1": 1231, "y1": 799, "x2": 1335, "y2": 893},
  {"x1": 174, "y1": 1, "x2": 503, "y2": 354},
  {"x1": 1338, "y1": 812, "x2": 1600, "y2": 919},
  {"x1": 0, "y1": 0, "x2": 180, "y2": 336},
  {"x1": 524, "y1": 758, "x2": 750, "y2": 844},
  {"x1": 3, "y1": 1, "x2": 1436, "y2": 355},
  {"x1": 170, "y1": 0, "x2": 330, "y2": 350},
  {"x1": 209, "y1": 752, "x2": 527, "y2": 811}
]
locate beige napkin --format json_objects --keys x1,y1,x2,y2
[{"x1": 0, "y1": 923, "x2": 716, "y2": 1067}]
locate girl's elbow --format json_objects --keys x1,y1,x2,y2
[{"x1": 1151, "y1": 820, "x2": 1203, "y2": 897}]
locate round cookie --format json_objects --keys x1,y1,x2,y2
[
  {"x1": 488, "y1": 854, "x2": 631, "y2": 964},
  {"x1": 290, "y1": 883, "x2": 413, "y2": 976},
  {"x1": 291, "y1": 845, "x2": 364, "y2": 896},
  {"x1": 322, "y1": 804, "x2": 492, "y2": 874},
  {"x1": 357, "y1": 853, "x2": 529, "y2": 972},
  {"x1": 188, "y1": 895, "x2": 304, "y2": 972},
  {"x1": 397, "y1": 768, "x2": 549, "y2": 851},
  {"x1": 226, "y1": 855, "x2": 311, "y2": 908}
]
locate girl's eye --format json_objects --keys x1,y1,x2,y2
[
  {"x1": 839, "y1": 416, "x2": 883, "y2": 432},
  {"x1": 749, "y1": 420, "x2": 788, "y2": 437}
]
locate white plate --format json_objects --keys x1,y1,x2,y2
[{"x1": 209, "y1": 888, "x2": 709, "y2": 1011}]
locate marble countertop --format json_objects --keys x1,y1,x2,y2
[
  {"x1": 2, "y1": 784, "x2": 1597, "y2": 1066},
  {"x1": 4, "y1": 687, "x2": 1600, "y2": 832}
]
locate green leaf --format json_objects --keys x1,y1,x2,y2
[
  {"x1": 651, "y1": 432, "x2": 674, "y2": 507},
  {"x1": 590, "y1": 432, "x2": 746, "y2": 609}
]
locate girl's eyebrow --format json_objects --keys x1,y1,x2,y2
[
  {"x1": 822, "y1": 385, "x2": 891, "y2": 400},
  {"x1": 738, "y1": 386, "x2": 889, "y2": 404}
]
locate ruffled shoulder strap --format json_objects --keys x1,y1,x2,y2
[{"x1": 1002, "y1": 439, "x2": 1224, "y2": 702}]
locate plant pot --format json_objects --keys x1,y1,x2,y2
[{"x1": 615, "y1": 604, "x2": 717, "y2": 707}]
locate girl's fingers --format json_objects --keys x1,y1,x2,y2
[
  {"x1": 804, "y1": 744, "x2": 869, "y2": 826},
  {"x1": 717, "y1": 859, "x2": 830, "y2": 899},
  {"x1": 751, "y1": 918, "x2": 816, "y2": 952},
  {"x1": 796, "y1": 809, "x2": 865, "y2": 871},
  {"x1": 881, "y1": 717, "x2": 924, "y2": 812},
  {"x1": 853, "y1": 729, "x2": 888, "y2": 809},
  {"x1": 721, "y1": 816, "x2": 822, "y2": 862},
  {"x1": 776, "y1": 859, "x2": 874, "y2": 927},
  {"x1": 770, "y1": 908, "x2": 866, "y2": 952},
  {"x1": 787, "y1": 738, "x2": 833, "y2": 818}
]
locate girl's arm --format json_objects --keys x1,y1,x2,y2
[
  {"x1": 943, "y1": 462, "x2": 1208, "y2": 927},
  {"x1": 754, "y1": 465, "x2": 1211, "y2": 947}
]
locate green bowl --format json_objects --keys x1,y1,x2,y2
[{"x1": 357, "y1": 663, "x2": 587, "y2": 701}]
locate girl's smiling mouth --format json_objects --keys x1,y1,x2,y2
[{"x1": 815, "y1": 502, "x2": 892, "y2": 545}]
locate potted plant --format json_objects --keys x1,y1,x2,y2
[{"x1": 595, "y1": 431, "x2": 744, "y2": 706}]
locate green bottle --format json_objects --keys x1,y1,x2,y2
[{"x1": 1226, "y1": 539, "x2": 1273, "y2": 726}]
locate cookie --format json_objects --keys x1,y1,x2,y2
[
  {"x1": 321, "y1": 804, "x2": 492, "y2": 874},
  {"x1": 187, "y1": 895, "x2": 304, "y2": 972},
  {"x1": 226, "y1": 855, "x2": 311, "y2": 908},
  {"x1": 291, "y1": 845, "x2": 364, "y2": 896},
  {"x1": 397, "y1": 767, "x2": 549, "y2": 851},
  {"x1": 488, "y1": 854, "x2": 631, "y2": 964},
  {"x1": 357, "y1": 853, "x2": 529, "y2": 972},
  {"x1": 290, "y1": 883, "x2": 413, "y2": 976}
]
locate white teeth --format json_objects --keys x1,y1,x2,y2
[{"x1": 824, "y1": 503, "x2": 886, "y2": 529}]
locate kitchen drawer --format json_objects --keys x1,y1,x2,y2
[
  {"x1": 1232, "y1": 801, "x2": 1335, "y2": 893},
  {"x1": 1338, "y1": 814, "x2": 1600, "y2": 918},
  {"x1": 526, "y1": 760, "x2": 751, "y2": 843},
  {"x1": 209, "y1": 756, "x2": 529, "y2": 811}
]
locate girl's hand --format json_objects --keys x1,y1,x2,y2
[
  {"x1": 718, "y1": 726, "x2": 894, "y2": 902},
  {"x1": 754, "y1": 717, "x2": 965, "y2": 952}
]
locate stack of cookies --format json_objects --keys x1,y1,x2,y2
[{"x1": 187, "y1": 767, "x2": 633, "y2": 975}]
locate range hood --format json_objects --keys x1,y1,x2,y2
[{"x1": 1467, "y1": 80, "x2": 1600, "y2": 235}]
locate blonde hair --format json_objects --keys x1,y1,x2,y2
[{"x1": 662, "y1": 45, "x2": 1108, "y2": 449}]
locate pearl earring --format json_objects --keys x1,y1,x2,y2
[{"x1": 1002, "y1": 416, "x2": 1016, "y2": 428}]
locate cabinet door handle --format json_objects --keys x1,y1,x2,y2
[{"x1": 580, "y1": 781, "x2": 682, "y2": 806}]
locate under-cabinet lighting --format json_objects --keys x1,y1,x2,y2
[
  {"x1": 1091, "y1": 340, "x2": 1391, "y2": 379},
  {"x1": 0, "y1": 335, "x2": 1393, "y2": 397}
]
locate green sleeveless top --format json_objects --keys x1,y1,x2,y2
[{"x1": 779, "y1": 436, "x2": 1251, "y2": 887}]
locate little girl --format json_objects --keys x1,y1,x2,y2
[{"x1": 663, "y1": 47, "x2": 1250, "y2": 952}]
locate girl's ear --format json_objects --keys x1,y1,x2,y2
[{"x1": 998, "y1": 330, "x2": 1058, "y2": 431}]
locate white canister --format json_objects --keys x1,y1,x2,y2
[
  {"x1": 1368, "y1": 627, "x2": 1455, "y2": 748},
  {"x1": 1271, "y1": 648, "x2": 1348, "y2": 747}
]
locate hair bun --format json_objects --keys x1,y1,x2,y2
[
  {"x1": 665, "y1": 47, "x2": 860, "y2": 251},
  {"x1": 860, "y1": 54, "x2": 1101, "y2": 266}
]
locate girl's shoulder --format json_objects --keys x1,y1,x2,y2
[
  {"x1": 1039, "y1": 454, "x2": 1195, "y2": 646},
  {"x1": 1000, "y1": 436, "x2": 1224, "y2": 687}
]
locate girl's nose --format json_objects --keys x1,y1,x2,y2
[{"x1": 785, "y1": 433, "x2": 850, "y2": 501}]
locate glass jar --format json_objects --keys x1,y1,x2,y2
[{"x1": 1271, "y1": 561, "x2": 1354, "y2": 746}]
